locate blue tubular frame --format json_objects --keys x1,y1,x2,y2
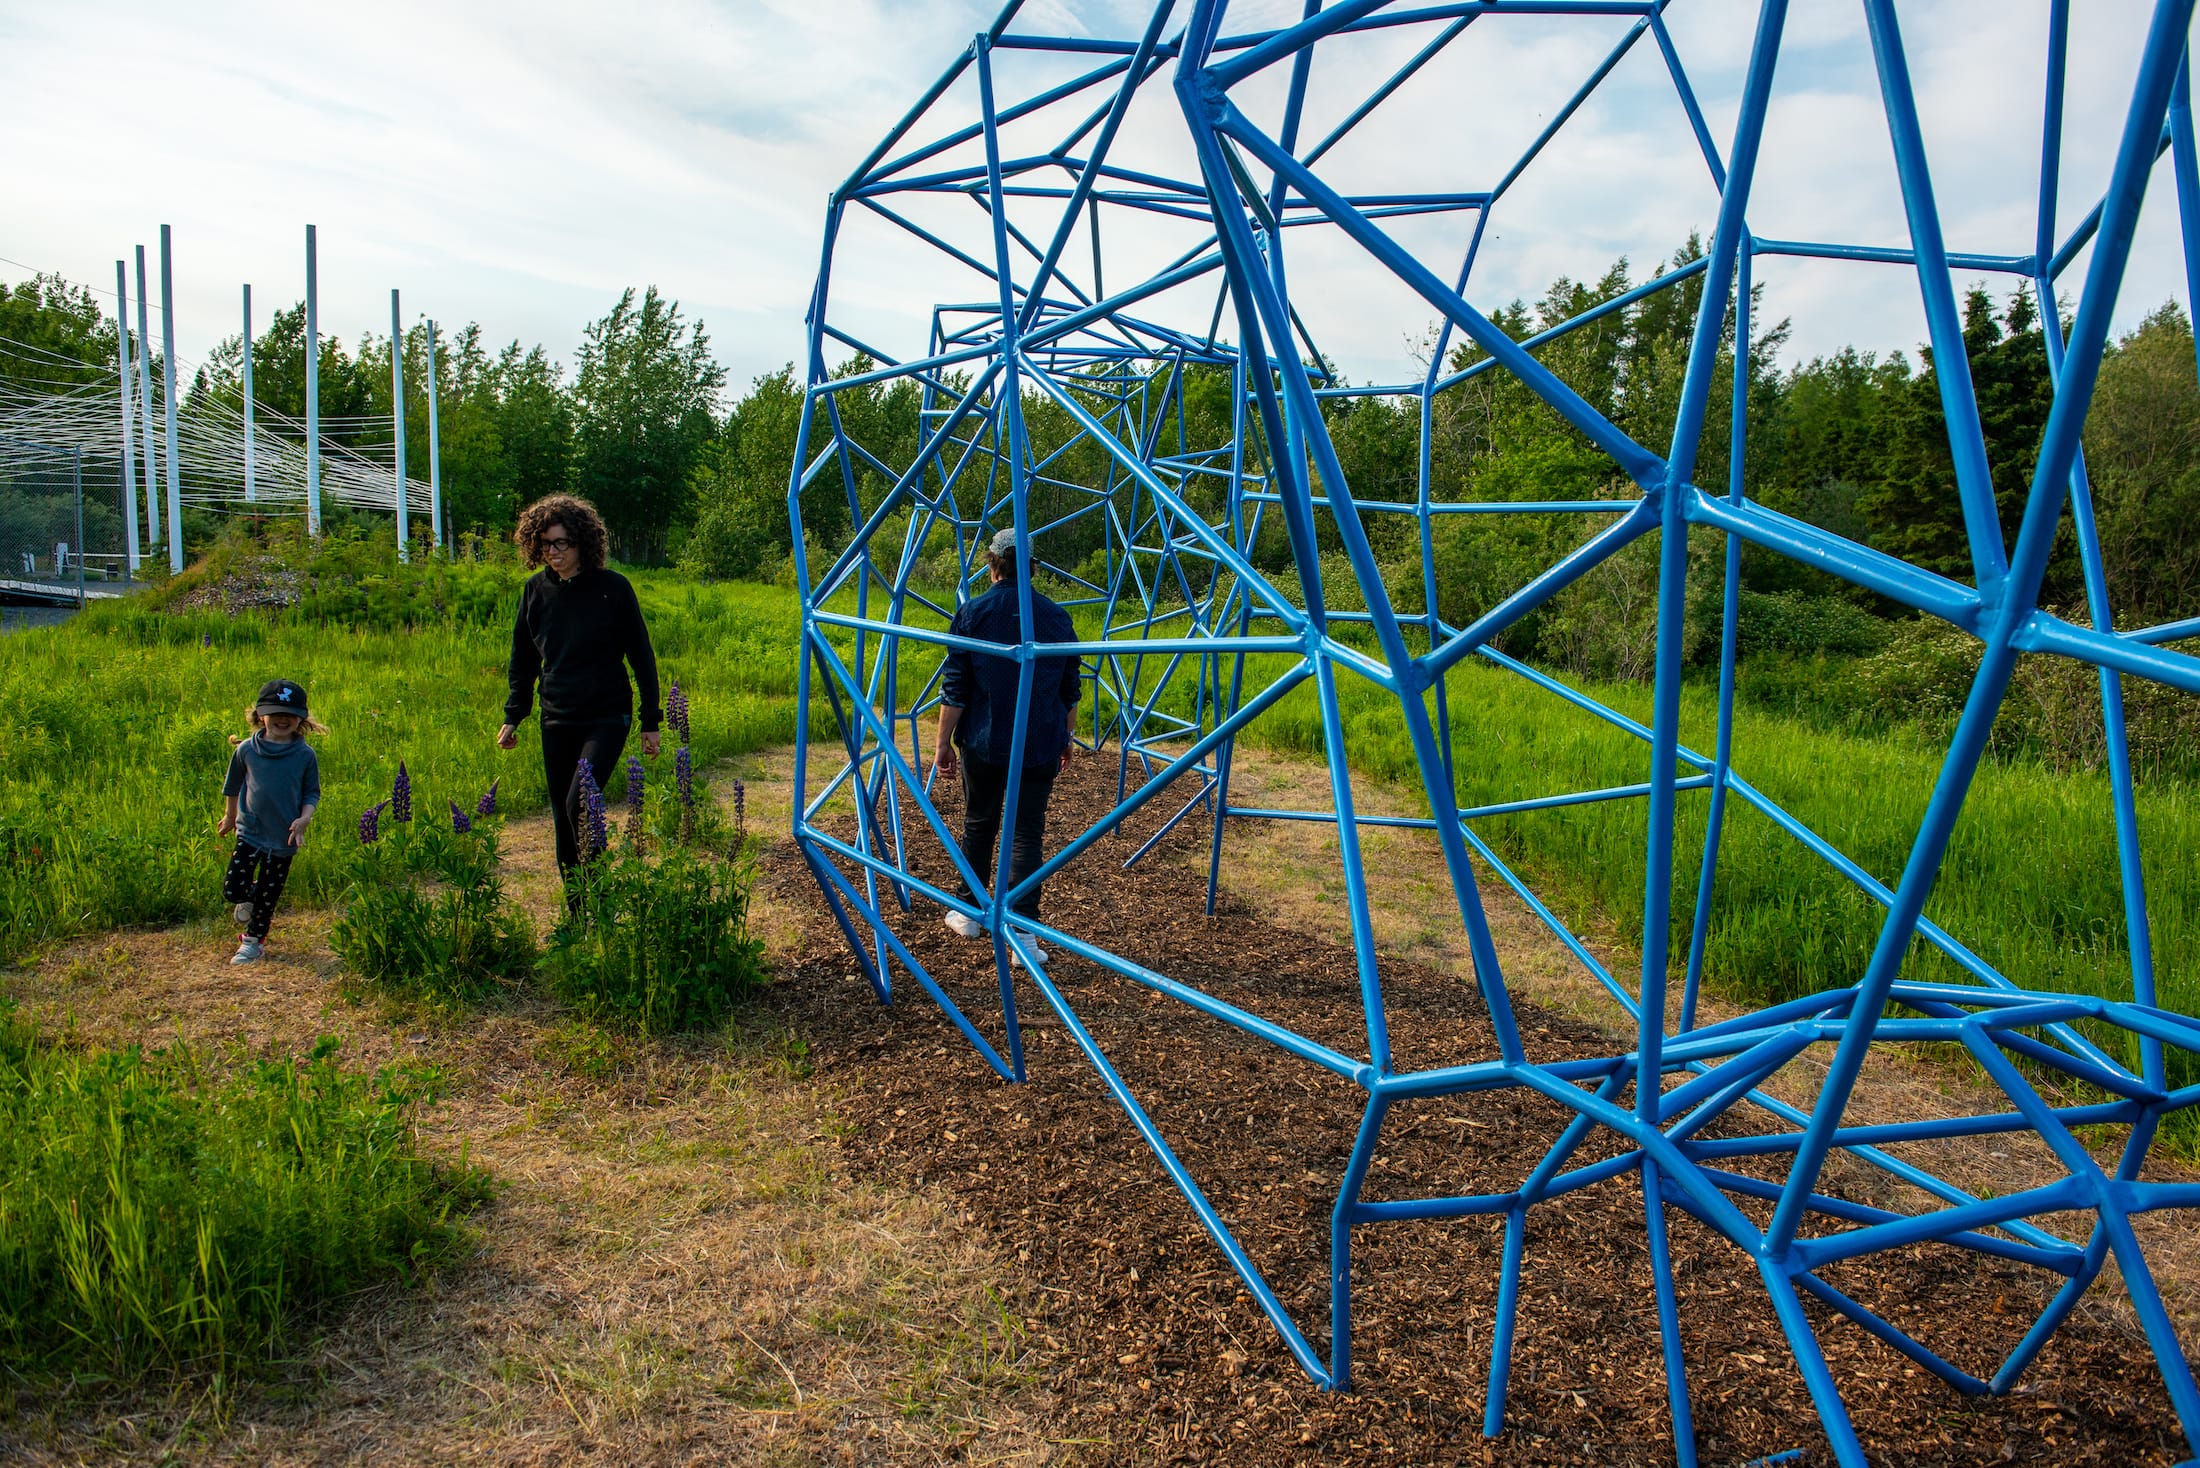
[{"x1": 789, "y1": 5, "x2": 2200, "y2": 1464}]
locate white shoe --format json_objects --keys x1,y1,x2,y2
[
  {"x1": 1009, "y1": 939, "x2": 1049, "y2": 970},
  {"x1": 233, "y1": 901, "x2": 256, "y2": 924},
  {"x1": 231, "y1": 937, "x2": 264, "y2": 965},
  {"x1": 943, "y1": 911, "x2": 983, "y2": 939}
]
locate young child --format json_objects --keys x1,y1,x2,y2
[{"x1": 216, "y1": 678, "x2": 324, "y2": 964}]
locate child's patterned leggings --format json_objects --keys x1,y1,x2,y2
[{"x1": 224, "y1": 840, "x2": 295, "y2": 940}]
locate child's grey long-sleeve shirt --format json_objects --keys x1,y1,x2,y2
[{"x1": 223, "y1": 735, "x2": 321, "y2": 852}]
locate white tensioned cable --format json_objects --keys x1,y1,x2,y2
[{"x1": 0, "y1": 349, "x2": 431, "y2": 515}]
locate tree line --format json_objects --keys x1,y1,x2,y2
[
  {"x1": 680, "y1": 239, "x2": 2200, "y2": 688},
  {"x1": 0, "y1": 274, "x2": 725, "y2": 564},
  {"x1": 10, "y1": 249, "x2": 2200, "y2": 655}
]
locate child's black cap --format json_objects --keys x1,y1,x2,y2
[{"x1": 254, "y1": 678, "x2": 309, "y2": 718}]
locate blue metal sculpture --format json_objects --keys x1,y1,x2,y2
[{"x1": 789, "y1": 5, "x2": 2200, "y2": 1463}]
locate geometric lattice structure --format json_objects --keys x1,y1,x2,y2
[{"x1": 789, "y1": 5, "x2": 2200, "y2": 1462}]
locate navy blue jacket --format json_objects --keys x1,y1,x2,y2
[{"x1": 942, "y1": 579, "x2": 1081, "y2": 769}]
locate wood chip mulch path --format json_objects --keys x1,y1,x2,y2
[{"x1": 758, "y1": 757, "x2": 2187, "y2": 1466}]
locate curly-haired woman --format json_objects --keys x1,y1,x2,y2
[{"x1": 497, "y1": 494, "x2": 661, "y2": 882}]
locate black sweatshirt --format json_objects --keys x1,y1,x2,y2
[{"x1": 504, "y1": 566, "x2": 662, "y2": 732}]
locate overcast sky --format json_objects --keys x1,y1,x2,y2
[{"x1": 1, "y1": 1, "x2": 2190, "y2": 399}]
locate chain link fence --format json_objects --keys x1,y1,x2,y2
[{"x1": 0, "y1": 436, "x2": 135, "y2": 604}]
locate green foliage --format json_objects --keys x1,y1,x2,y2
[
  {"x1": 538, "y1": 729, "x2": 765, "y2": 1035},
  {"x1": 1857, "y1": 287, "x2": 2057, "y2": 584},
  {"x1": 146, "y1": 520, "x2": 531, "y2": 631},
  {"x1": 329, "y1": 821, "x2": 535, "y2": 1007},
  {"x1": 683, "y1": 365, "x2": 805, "y2": 581},
  {"x1": 1215, "y1": 645, "x2": 2200, "y2": 1147},
  {"x1": 573, "y1": 286, "x2": 727, "y2": 563},
  {"x1": 0, "y1": 274, "x2": 119, "y2": 392},
  {"x1": 1735, "y1": 617, "x2": 2200, "y2": 780},
  {"x1": 543, "y1": 847, "x2": 766, "y2": 1034},
  {"x1": 0, "y1": 1015, "x2": 485, "y2": 1384},
  {"x1": 2086, "y1": 302, "x2": 2200, "y2": 619},
  {"x1": 190, "y1": 312, "x2": 579, "y2": 546},
  {"x1": 1733, "y1": 589, "x2": 1893, "y2": 658},
  {"x1": 779, "y1": 353, "x2": 925, "y2": 560}
]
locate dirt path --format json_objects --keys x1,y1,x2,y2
[{"x1": 3, "y1": 739, "x2": 2194, "y2": 1466}]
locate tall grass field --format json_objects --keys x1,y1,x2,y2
[
  {"x1": 3, "y1": 548, "x2": 2193, "y2": 1110},
  {"x1": 0, "y1": 1007, "x2": 485, "y2": 1383},
  {"x1": 0, "y1": 565, "x2": 808, "y2": 965}
]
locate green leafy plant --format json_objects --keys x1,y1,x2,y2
[
  {"x1": 542, "y1": 846, "x2": 766, "y2": 1034},
  {"x1": 543, "y1": 730, "x2": 761, "y2": 1035},
  {"x1": 0, "y1": 1011, "x2": 485, "y2": 1385},
  {"x1": 329, "y1": 781, "x2": 534, "y2": 1006}
]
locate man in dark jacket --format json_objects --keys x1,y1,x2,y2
[
  {"x1": 933, "y1": 527, "x2": 1082, "y2": 965},
  {"x1": 496, "y1": 494, "x2": 661, "y2": 880}
]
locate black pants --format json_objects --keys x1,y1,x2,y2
[
  {"x1": 224, "y1": 839, "x2": 295, "y2": 940},
  {"x1": 542, "y1": 719, "x2": 630, "y2": 878},
  {"x1": 958, "y1": 754, "x2": 1059, "y2": 919}
]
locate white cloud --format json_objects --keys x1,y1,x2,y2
[{"x1": 0, "y1": 0, "x2": 2188, "y2": 399}]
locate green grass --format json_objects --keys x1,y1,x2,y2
[
  {"x1": 0, "y1": 570, "x2": 808, "y2": 965},
  {"x1": 0, "y1": 1010, "x2": 485, "y2": 1385},
  {"x1": 1231, "y1": 647, "x2": 2200, "y2": 1105},
  {"x1": 5, "y1": 548, "x2": 2193, "y2": 1115},
  {"x1": 329, "y1": 822, "x2": 538, "y2": 1007}
]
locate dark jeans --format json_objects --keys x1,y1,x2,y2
[
  {"x1": 224, "y1": 839, "x2": 295, "y2": 940},
  {"x1": 542, "y1": 718, "x2": 630, "y2": 878},
  {"x1": 959, "y1": 754, "x2": 1059, "y2": 919}
]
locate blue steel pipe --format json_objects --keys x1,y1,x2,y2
[{"x1": 789, "y1": 6, "x2": 2200, "y2": 1456}]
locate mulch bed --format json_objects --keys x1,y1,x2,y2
[{"x1": 759, "y1": 757, "x2": 2187, "y2": 1466}]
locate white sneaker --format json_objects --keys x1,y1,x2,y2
[
  {"x1": 1009, "y1": 939, "x2": 1049, "y2": 970},
  {"x1": 231, "y1": 936, "x2": 264, "y2": 965},
  {"x1": 233, "y1": 901, "x2": 256, "y2": 924},
  {"x1": 943, "y1": 911, "x2": 983, "y2": 939}
]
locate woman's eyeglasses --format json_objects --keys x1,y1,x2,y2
[{"x1": 539, "y1": 537, "x2": 573, "y2": 552}]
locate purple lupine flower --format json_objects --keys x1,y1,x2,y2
[
  {"x1": 666, "y1": 681, "x2": 690, "y2": 745},
  {"x1": 200, "y1": 631, "x2": 212, "y2": 649},
  {"x1": 626, "y1": 754, "x2": 645, "y2": 816},
  {"x1": 391, "y1": 761, "x2": 413, "y2": 823},
  {"x1": 476, "y1": 779, "x2": 499, "y2": 818},
  {"x1": 357, "y1": 800, "x2": 390, "y2": 844},
  {"x1": 675, "y1": 745, "x2": 693, "y2": 808},
  {"x1": 575, "y1": 757, "x2": 608, "y2": 859},
  {"x1": 449, "y1": 799, "x2": 472, "y2": 834},
  {"x1": 733, "y1": 778, "x2": 746, "y2": 836}
]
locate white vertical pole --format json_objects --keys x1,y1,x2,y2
[
  {"x1": 391, "y1": 288, "x2": 408, "y2": 561},
  {"x1": 134, "y1": 246, "x2": 159, "y2": 545},
  {"x1": 114, "y1": 259, "x2": 140, "y2": 574},
  {"x1": 73, "y1": 450, "x2": 85, "y2": 607},
  {"x1": 306, "y1": 225, "x2": 321, "y2": 535},
  {"x1": 159, "y1": 224, "x2": 183, "y2": 575},
  {"x1": 242, "y1": 283, "x2": 256, "y2": 504},
  {"x1": 426, "y1": 318, "x2": 443, "y2": 550}
]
